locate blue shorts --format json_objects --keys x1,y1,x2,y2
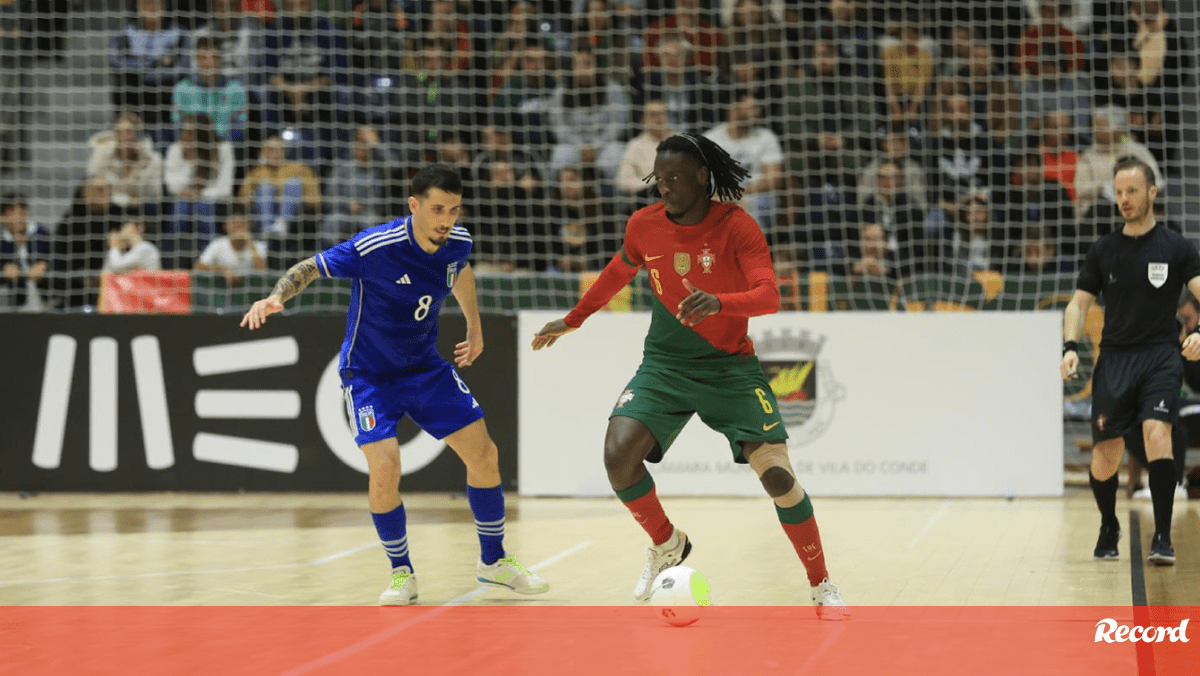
[{"x1": 342, "y1": 360, "x2": 484, "y2": 446}]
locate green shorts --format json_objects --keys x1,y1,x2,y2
[{"x1": 610, "y1": 358, "x2": 787, "y2": 463}]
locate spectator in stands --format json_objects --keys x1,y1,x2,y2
[
  {"x1": 703, "y1": 89, "x2": 784, "y2": 231},
  {"x1": 471, "y1": 124, "x2": 542, "y2": 195},
  {"x1": 857, "y1": 127, "x2": 928, "y2": 213},
  {"x1": 723, "y1": 0, "x2": 786, "y2": 85},
  {"x1": 937, "y1": 25, "x2": 975, "y2": 79},
  {"x1": 474, "y1": 157, "x2": 547, "y2": 272},
  {"x1": 163, "y1": 115, "x2": 236, "y2": 267},
  {"x1": 859, "y1": 158, "x2": 929, "y2": 270},
  {"x1": 1018, "y1": 40, "x2": 1092, "y2": 136},
  {"x1": 103, "y1": 217, "x2": 162, "y2": 274},
  {"x1": 0, "y1": 0, "x2": 24, "y2": 173},
  {"x1": 547, "y1": 44, "x2": 632, "y2": 184},
  {"x1": 928, "y1": 93, "x2": 1009, "y2": 215},
  {"x1": 262, "y1": 0, "x2": 346, "y2": 126},
  {"x1": 1023, "y1": 0, "x2": 1091, "y2": 35},
  {"x1": 788, "y1": 37, "x2": 875, "y2": 189},
  {"x1": 1004, "y1": 226, "x2": 1069, "y2": 275},
  {"x1": 948, "y1": 191, "x2": 999, "y2": 273},
  {"x1": 348, "y1": 0, "x2": 409, "y2": 76},
  {"x1": 1016, "y1": 0, "x2": 1086, "y2": 79},
  {"x1": 486, "y1": 1, "x2": 544, "y2": 96},
  {"x1": 848, "y1": 223, "x2": 896, "y2": 281},
  {"x1": 393, "y1": 40, "x2": 482, "y2": 164},
  {"x1": 717, "y1": 47, "x2": 785, "y2": 134},
  {"x1": 110, "y1": 0, "x2": 189, "y2": 132},
  {"x1": 573, "y1": 0, "x2": 639, "y2": 91},
  {"x1": 192, "y1": 0, "x2": 263, "y2": 89},
  {"x1": 959, "y1": 43, "x2": 1021, "y2": 149},
  {"x1": 1040, "y1": 109, "x2": 1079, "y2": 201},
  {"x1": 173, "y1": 35, "x2": 249, "y2": 143},
  {"x1": 808, "y1": 0, "x2": 877, "y2": 80},
  {"x1": 0, "y1": 193, "x2": 51, "y2": 311},
  {"x1": 642, "y1": 31, "x2": 717, "y2": 133},
  {"x1": 86, "y1": 110, "x2": 165, "y2": 211},
  {"x1": 413, "y1": 0, "x2": 473, "y2": 75},
  {"x1": 642, "y1": 0, "x2": 722, "y2": 79},
  {"x1": 194, "y1": 203, "x2": 267, "y2": 283},
  {"x1": 489, "y1": 38, "x2": 558, "y2": 152},
  {"x1": 548, "y1": 165, "x2": 617, "y2": 272},
  {"x1": 881, "y1": 15, "x2": 934, "y2": 126},
  {"x1": 322, "y1": 124, "x2": 399, "y2": 248},
  {"x1": 435, "y1": 131, "x2": 474, "y2": 197},
  {"x1": 616, "y1": 97, "x2": 676, "y2": 199},
  {"x1": 1074, "y1": 105, "x2": 1162, "y2": 224},
  {"x1": 1002, "y1": 148, "x2": 1077, "y2": 265},
  {"x1": 239, "y1": 134, "x2": 321, "y2": 249},
  {"x1": 57, "y1": 177, "x2": 131, "y2": 308}
]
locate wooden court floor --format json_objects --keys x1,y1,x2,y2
[{"x1": 1, "y1": 491, "x2": 1197, "y2": 607}]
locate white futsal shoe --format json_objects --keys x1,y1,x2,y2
[
  {"x1": 810, "y1": 579, "x2": 850, "y2": 621},
  {"x1": 477, "y1": 555, "x2": 550, "y2": 594},
  {"x1": 379, "y1": 567, "x2": 418, "y2": 606},
  {"x1": 632, "y1": 528, "x2": 692, "y2": 601}
]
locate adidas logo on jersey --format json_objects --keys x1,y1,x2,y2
[{"x1": 396, "y1": 275, "x2": 411, "y2": 285}]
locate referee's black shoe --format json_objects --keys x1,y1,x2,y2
[
  {"x1": 1147, "y1": 532, "x2": 1176, "y2": 566},
  {"x1": 1093, "y1": 522, "x2": 1120, "y2": 560}
]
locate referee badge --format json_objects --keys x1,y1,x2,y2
[{"x1": 1148, "y1": 263, "x2": 1168, "y2": 288}]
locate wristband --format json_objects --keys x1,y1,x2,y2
[{"x1": 1063, "y1": 340, "x2": 1079, "y2": 355}]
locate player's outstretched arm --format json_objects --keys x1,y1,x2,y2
[
  {"x1": 531, "y1": 319, "x2": 576, "y2": 350},
  {"x1": 1061, "y1": 289, "x2": 1095, "y2": 379},
  {"x1": 1183, "y1": 276, "x2": 1200, "y2": 361},
  {"x1": 239, "y1": 257, "x2": 320, "y2": 330},
  {"x1": 451, "y1": 263, "x2": 483, "y2": 367}
]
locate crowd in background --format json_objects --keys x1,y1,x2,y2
[{"x1": 0, "y1": 0, "x2": 1193, "y2": 310}]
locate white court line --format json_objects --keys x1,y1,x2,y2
[
  {"x1": 905, "y1": 504, "x2": 949, "y2": 550},
  {"x1": 279, "y1": 540, "x2": 593, "y2": 676},
  {"x1": 0, "y1": 541, "x2": 382, "y2": 587}
]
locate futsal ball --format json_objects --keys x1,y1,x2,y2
[{"x1": 649, "y1": 565, "x2": 710, "y2": 627}]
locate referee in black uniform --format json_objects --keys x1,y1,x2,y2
[{"x1": 1061, "y1": 157, "x2": 1200, "y2": 565}]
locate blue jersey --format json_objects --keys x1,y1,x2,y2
[{"x1": 316, "y1": 216, "x2": 472, "y2": 375}]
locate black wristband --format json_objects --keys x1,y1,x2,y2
[{"x1": 1063, "y1": 341, "x2": 1079, "y2": 355}]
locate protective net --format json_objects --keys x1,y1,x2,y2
[{"x1": 0, "y1": 0, "x2": 1196, "y2": 316}]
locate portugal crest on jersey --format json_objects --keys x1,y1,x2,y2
[
  {"x1": 446, "y1": 262, "x2": 458, "y2": 288},
  {"x1": 358, "y1": 405, "x2": 377, "y2": 432},
  {"x1": 699, "y1": 248, "x2": 715, "y2": 273},
  {"x1": 1148, "y1": 262, "x2": 1168, "y2": 288},
  {"x1": 673, "y1": 252, "x2": 691, "y2": 275}
]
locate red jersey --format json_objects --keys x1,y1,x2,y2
[{"x1": 564, "y1": 202, "x2": 779, "y2": 365}]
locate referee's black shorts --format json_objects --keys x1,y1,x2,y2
[{"x1": 1091, "y1": 343, "x2": 1183, "y2": 443}]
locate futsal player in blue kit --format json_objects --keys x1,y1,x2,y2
[{"x1": 241, "y1": 164, "x2": 549, "y2": 605}]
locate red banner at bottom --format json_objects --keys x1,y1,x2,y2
[{"x1": 3, "y1": 606, "x2": 1196, "y2": 675}]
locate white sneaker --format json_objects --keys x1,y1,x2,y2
[
  {"x1": 633, "y1": 529, "x2": 692, "y2": 601},
  {"x1": 379, "y1": 567, "x2": 418, "y2": 606},
  {"x1": 477, "y1": 555, "x2": 549, "y2": 594},
  {"x1": 1176, "y1": 483, "x2": 1189, "y2": 501},
  {"x1": 810, "y1": 578, "x2": 850, "y2": 621},
  {"x1": 1132, "y1": 486, "x2": 1152, "y2": 500}
]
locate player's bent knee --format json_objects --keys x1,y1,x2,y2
[{"x1": 759, "y1": 466, "x2": 795, "y2": 498}]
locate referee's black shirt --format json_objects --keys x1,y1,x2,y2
[{"x1": 1077, "y1": 223, "x2": 1200, "y2": 349}]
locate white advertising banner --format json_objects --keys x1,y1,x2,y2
[{"x1": 518, "y1": 311, "x2": 1062, "y2": 497}]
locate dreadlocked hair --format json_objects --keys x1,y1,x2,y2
[{"x1": 655, "y1": 134, "x2": 750, "y2": 202}]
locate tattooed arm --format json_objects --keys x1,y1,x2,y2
[{"x1": 239, "y1": 257, "x2": 321, "y2": 330}]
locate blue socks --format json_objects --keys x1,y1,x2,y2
[
  {"x1": 467, "y1": 484, "x2": 506, "y2": 565},
  {"x1": 372, "y1": 503, "x2": 412, "y2": 572}
]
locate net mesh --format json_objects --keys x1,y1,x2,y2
[{"x1": 0, "y1": 0, "x2": 1197, "y2": 316}]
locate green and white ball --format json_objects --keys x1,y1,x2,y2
[{"x1": 650, "y1": 565, "x2": 710, "y2": 627}]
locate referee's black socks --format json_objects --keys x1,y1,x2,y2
[
  {"x1": 1089, "y1": 471, "x2": 1120, "y2": 529},
  {"x1": 1147, "y1": 458, "x2": 1176, "y2": 537}
]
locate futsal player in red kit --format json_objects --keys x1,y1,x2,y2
[{"x1": 532, "y1": 134, "x2": 849, "y2": 619}]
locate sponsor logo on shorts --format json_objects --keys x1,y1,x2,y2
[
  {"x1": 753, "y1": 330, "x2": 845, "y2": 447},
  {"x1": 1094, "y1": 618, "x2": 1189, "y2": 643},
  {"x1": 615, "y1": 389, "x2": 635, "y2": 409},
  {"x1": 358, "y1": 405, "x2": 377, "y2": 432},
  {"x1": 1154, "y1": 399, "x2": 1169, "y2": 413},
  {"x1": 1097, "y1": 414, "x2": 1107, "y2": 431},
  {"x1": 762, "y1": 421, "x2": 781, "y2": 431}
]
